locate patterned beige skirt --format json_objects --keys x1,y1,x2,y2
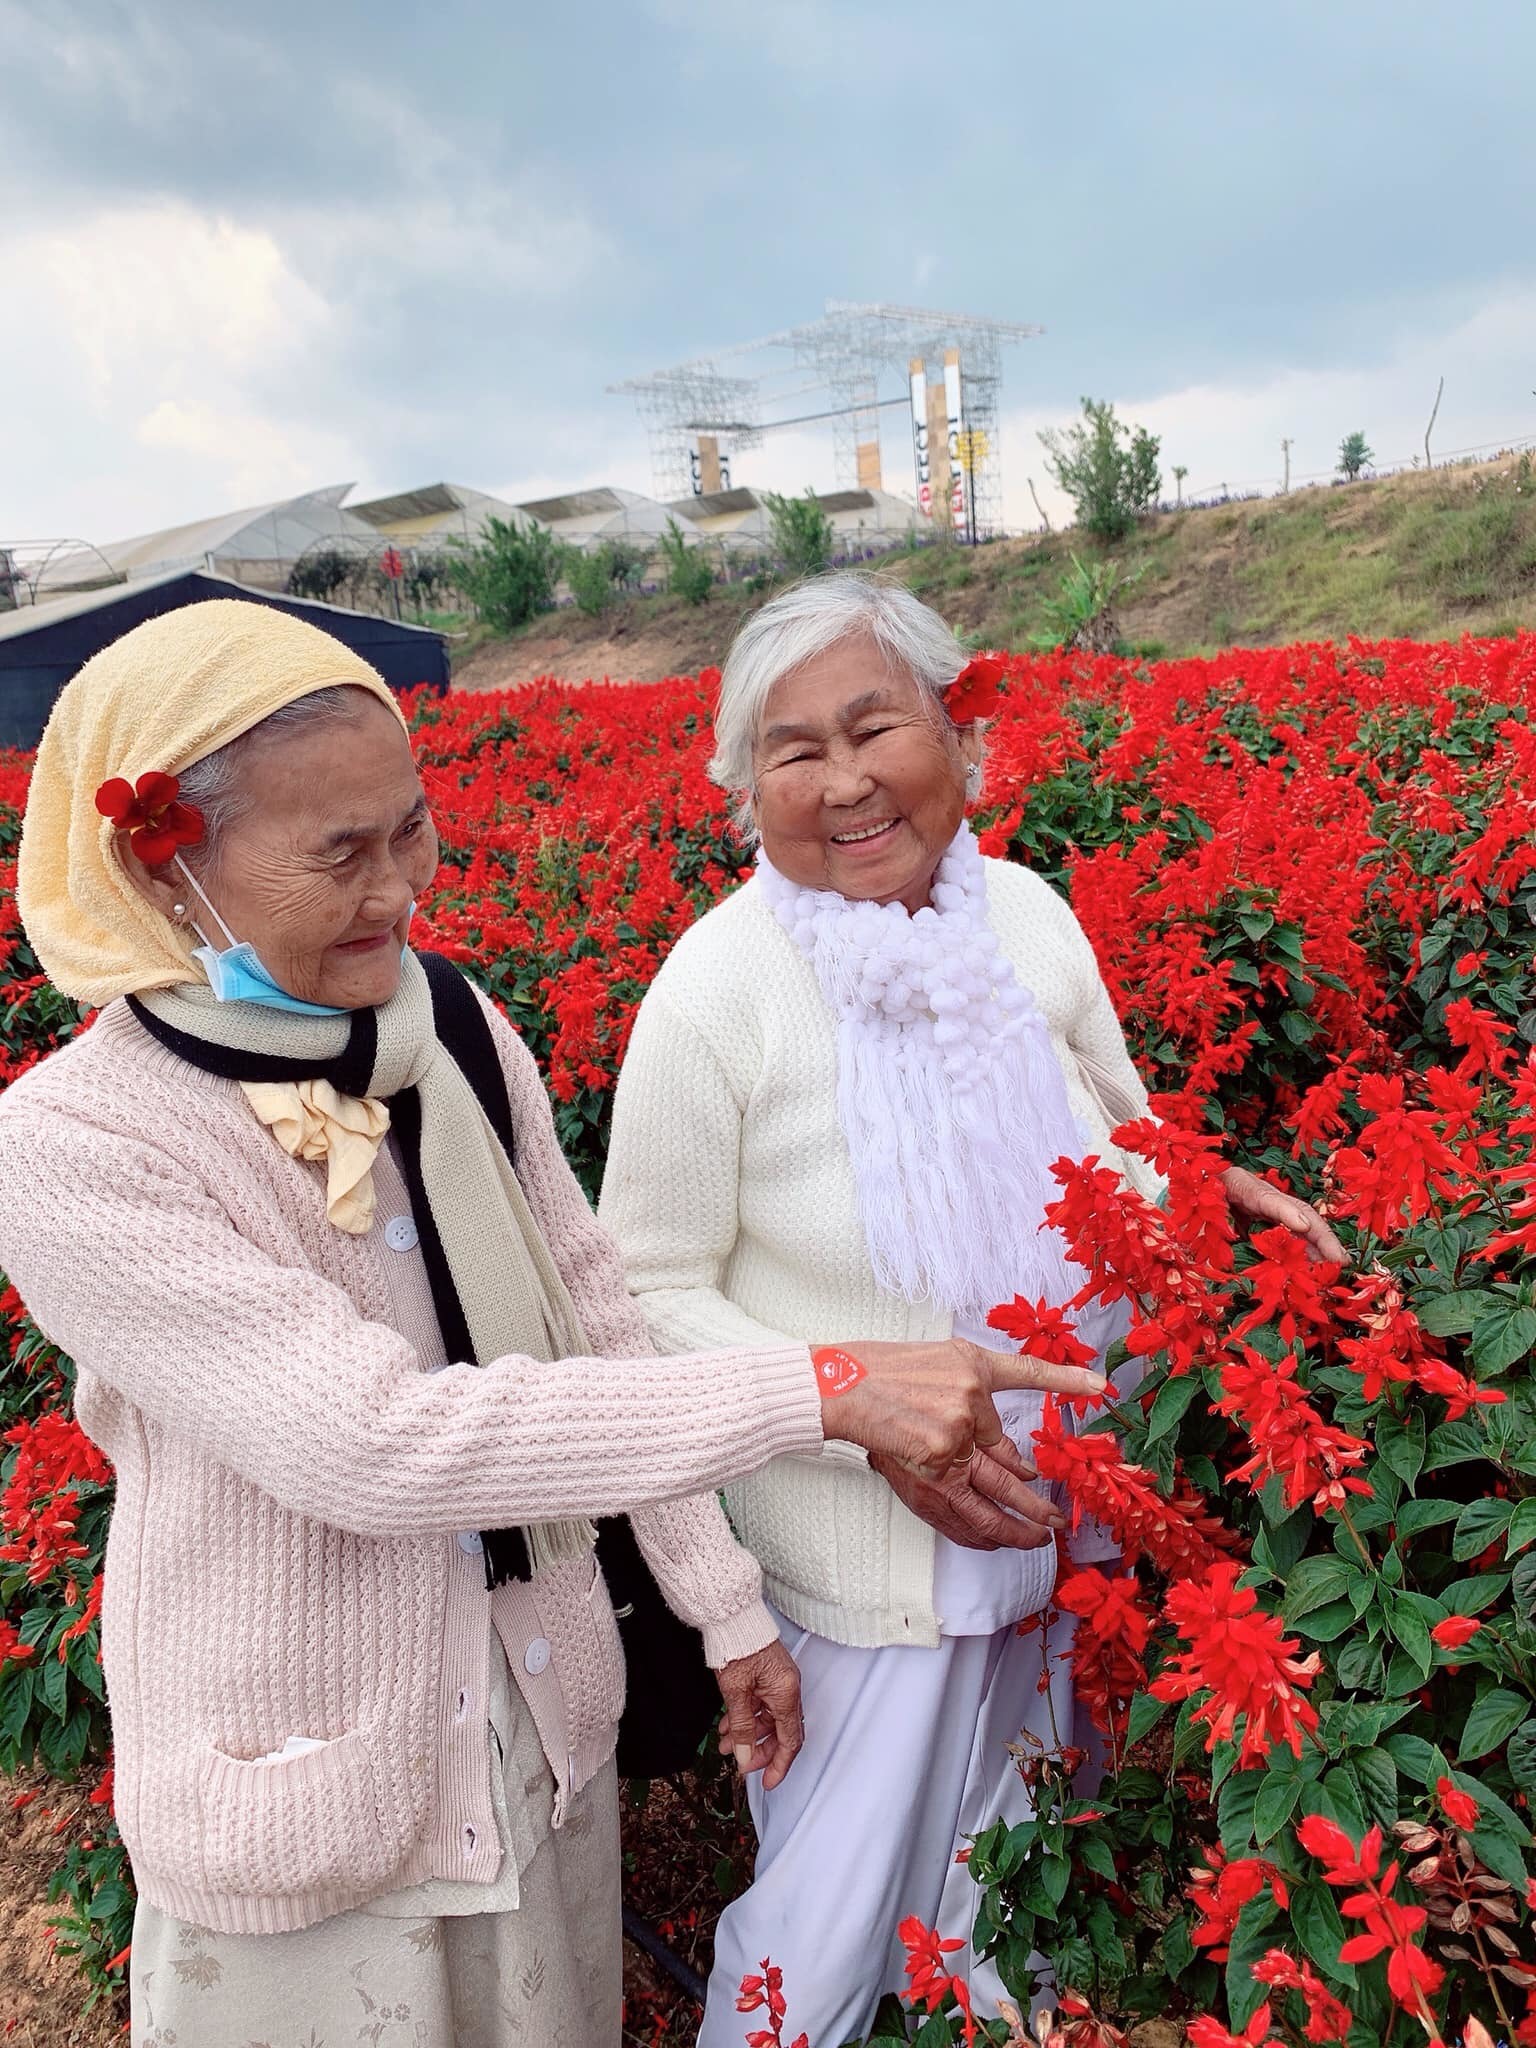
[{"x1": 128, "y1": 1680, "x2": 621, "y2": 2048}]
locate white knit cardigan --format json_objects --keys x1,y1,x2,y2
[{"x1": 599, "y1": 856, "x2": 1161, "y2": 1651}]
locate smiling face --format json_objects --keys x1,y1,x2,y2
[
  {"x1": 123, "y1": 690, "x2": 440, "y2": 1010},
  {"x1": 751, "y1": 633, "x2": 981, "y2": 912}
]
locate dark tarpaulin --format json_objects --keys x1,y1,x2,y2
[{"x1": 0, "y1": 572, "x2": 451, "y2": 750}]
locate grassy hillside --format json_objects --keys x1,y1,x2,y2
[{"x1": 452, "y1": 452, "x2": 1536, "y2": 689}]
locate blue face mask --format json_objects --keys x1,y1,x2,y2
[
  {"x1": 177, "y1": 857, "x2": 412, "y2": 1017},
  {"x1": 192, "y1": 939, "x2": 350, "y2": 1016}
]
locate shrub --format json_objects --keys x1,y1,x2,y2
[
  {"x1": 564, "y1": 544, "x2": 618, "y2": 617},
  {"x1": 762, "y1": 488, "x2": 836, "y2": 578},
  {"x1": 453, "y1": 515, "x2": 562, "y2": 633},
  {"x1": 1040, "y1": 398, "x2": 1162, "y2": 541},
  {"x1": 1339, "y1": 431, "x2": 1375, "y2": 482},
  {"x1": 1029, "y1": 552, "x2": 1142, "y2": 653},
  {"x1": 659, "y1": 518, "x2": 715, "y2": 605}
]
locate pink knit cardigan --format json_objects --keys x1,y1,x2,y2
[{"x1": 0, "y1": 998, "x2": 822, "y2": 1934}]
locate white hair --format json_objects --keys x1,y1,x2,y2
[
  {"x1": 176, "y1": 685, "x2": 368, "y2": 876},
  {"x1": 709, "y1": 573, "x2": 975, "y2": 835}
]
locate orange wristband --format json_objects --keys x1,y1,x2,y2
[{"x1": 811, "y1": 1346, "x2": 868, "y2": 1397}]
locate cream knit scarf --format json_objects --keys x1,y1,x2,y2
[
  {"x1": 756, "y1": 824, "x2": 1085, "y2": 1322},
  {"x1": 133, "y1": 950, "x2": 596, "y2": 1576}
]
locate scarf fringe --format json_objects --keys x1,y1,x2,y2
[
  {"x1": 526, "y1": 1518, "x2": 601, "y2": 1574},
  {"x1": 758, "y1": 826, "x2": 1087, "y2": 1322}
]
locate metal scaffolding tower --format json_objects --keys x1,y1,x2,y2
[
  {"x1": 610, "y1": 301, "x2": 1041, "y2": 537},
  {"x1": 608, "y1": 365, "x2": 762, "y2": 503}
]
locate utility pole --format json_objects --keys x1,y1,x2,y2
[{"x1": 1281, "y1": 438, "x2": 1293, "y2": 494}]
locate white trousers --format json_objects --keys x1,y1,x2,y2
[{"x1": 698, "y1": 1608, "x2": 1076, "y2": 2048}]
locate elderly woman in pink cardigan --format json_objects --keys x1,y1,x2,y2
[{"x1": 0, "y1": 600, "x2": 1103, "y2": 2048}]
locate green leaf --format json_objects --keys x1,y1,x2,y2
[
  {"x1": 1457, "y1": 1687, "x2": 1532, "y2": 1762},
  {"x1": 1417, "y1": 1288, "x2": 1498, "y2": 1336},
  {"x1": 1441, "y1": 1570, "x2": 1512, "y2": 1615},
  {"x1": 1239, "y1": 910, "x2": 1275, "y2": 942},
  {"x1": 1387, "y1": 1595, "x2": 1434, "y2": 1679},
  {"x1": 1162, "y1": 1910, "x2": 1195, "y2": 1982},
  {"x1": 1076, "y1": 1831, "x2": 1119, "y2": 1884},
  {"x1": 1289, "y1": 1881, "x2": 1356, "y2": 1987},
  {"x1": 1146, "y1": 1371, "x2": 1203, "y2": 1444},
  {"x1": 1225, "y1": 1895, "x2": 1280, "y2": 2027},
  {"x1": 1253, "y1": 1772, "x2": 1304, "y2": 1844},
  {"x1": 1126, "y1": 1693, "x2": 1169, "y2": 1746},
  {"x1": 1282, "y1": 1555, "x2": 1355, "y2": 1621},
  {"x1": 1508, "y1": 1498, "x2": 1536, "y2": 1556},
  {"x1": 1392, "y1": 1497, "x2": 1461, "y2": 1541},
  {"x1": 1392, "y1": 1736, "x2": 1441, "y2": 1785},
  {"x1": 1334, "y1": 1636, "x2": 1384, "y2": 1692},
  {"x1": 1217, "y1": 1770, "x2": 1262, "y2": 1855},
  {"x1": 1424, "y1": 1420, "x2": 1494, "y2": 1472},
  {"x1": 1351, "y1": 1750, "x2": 1400, "y2": 1828},
  {"x1": 1453, "y1": 1498, "x2": 1515, "y2": 1561},
  {"x1": 1507, "y1": 1720, "x2": 1536, "y2": 1791},
  {"x1": 1292, "y1": 1598, "x2": 1359, "y2": 1642},
  {"x1": 1471, "y1": 1300, "x2": 1536, "y2": 1374},
  {"x1": 1514, "y1": 1553, "x2": 1536, "y2": 1619},
  {"x1": 1374, "y1": 1409, "x2": 1425, "y2": 1489}
]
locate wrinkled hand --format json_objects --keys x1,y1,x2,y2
[
  {"x1": 1221, "y1": 1165, "x2": 1348, "y2": 1266},
  {"x1": 817, "y1": 1337, "x2": 1106, "y2": 1478},
  {"x1": 715, "y1": 1640, "x2": 803, "y2": 1792},
  {"x1": 871, "y1": 1434, "x2": 1065, "y2": 1551}
]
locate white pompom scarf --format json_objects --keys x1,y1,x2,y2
[{"x1": 756, "y1": 823, "x2": 1086, "y2": 1322}]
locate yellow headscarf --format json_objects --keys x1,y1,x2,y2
[{"x1": 18, "y1": 599, "x2": 410, "y2": 1007}]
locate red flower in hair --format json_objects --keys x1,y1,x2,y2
[
  {"x1": 94, "y1": 771, "x2": 203, "y2": 865},
  {"x1": 944, "y1": 654, "x2": 1005, "y2": 723}
]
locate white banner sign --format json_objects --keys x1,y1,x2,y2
[
  {"x1": 943, "y1": 354, "x2": 966, "y2": 536},
  {"x1": 909, "y1": 362, "x2": 932, "y2": 516}
]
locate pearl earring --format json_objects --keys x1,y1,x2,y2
[
  {"x1": 172, "y1": 902, "x2": 188, "y2": 920},
  {"x1": 965, "y1": 763, "x2": 983, "y2": 796}
]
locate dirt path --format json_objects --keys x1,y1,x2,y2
[{"x1": 0, "y1": 1768, "x2": 122, "y2": 2044}]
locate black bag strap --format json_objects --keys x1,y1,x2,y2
[
  {"x1": 416, "y1": 951, "x2": 517, "y2": 1166},
  {"x1": 416, "y1": 952, "x2": 719, "y2": 1775}
]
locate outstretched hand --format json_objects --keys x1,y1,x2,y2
[{"x1": 1221, "y1": 1165, "x2": 1348, "y2": 1266}]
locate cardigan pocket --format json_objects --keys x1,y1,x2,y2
[{"x1": 196, "y1": 1720, "x2": 419, "y2": 1899}]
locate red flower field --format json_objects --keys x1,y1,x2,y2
[{"x1": 3, "y1": 633, "x2": 1536, "y2": 2044}]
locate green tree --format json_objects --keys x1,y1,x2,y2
[
  {"x1": 453, "y1": 516, "x2": 562, "y2": 633},
  {"x1": 659, "y1": 518, "x2": 715, "y2": 604},
  {"x1": 1338, "y1": 430, "x2": 1375, "y2": 481},
  {"x1": 1038, "y1": 398, "x2": 1162, "y2": 541},
  {"x1": 563, "y1": 543, "x2": 617, "y2": 617},
  {"x1": 1029, "y1": 552, "x2": 1143, "y2": 654},
  {"x1": 763, "y1": 488, "x2": 836, "y2": 577}
]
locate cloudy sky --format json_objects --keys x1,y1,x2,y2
[{"x1": 2, "y1": 0, "x2": 1532, "y2": 542}]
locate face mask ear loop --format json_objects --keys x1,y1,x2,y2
[{"x1": 172, "y1": 852, "x2": 239, "y2": 953}]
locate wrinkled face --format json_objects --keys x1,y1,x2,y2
[
  {"x1": 166, "y1": 693, "x2": 438, "y2": 1010},
  {"x1": 751, "y1": 634, "x2": 979, "y2": 913}
]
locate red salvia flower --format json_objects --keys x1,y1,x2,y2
[
  {"x1": 1187, "y1": 2005, "x2": 1276, "y2": 2048},
  {"x1": 1187, "y1": 1845, "x2": 1290, "y2": 1961},
  {"x1": 94, "y1": 770, "x2": 204, "y2": 865},
  {"x1": 1429, "y1": 1615, "x2": 1482, "y2": 1650},
  {"x1": 987, "y1": 1294, "x2": 1097, "y2": 1373},
  {"x1": 1032, "y1": 1397, "x2": 1239, "y2": 1579},
  {"x1": 1434, "y1": 1776, "x2": 1479, "y2": 1831},
  {"x1": 1251, "y1": 1949, "x2": 1353, "y2": 2046},
  {"x1": 1213, "y1": 1346, "x2": 1372, "y2": 1515},
  {"x1": 898, "y1": 1916, "x2": 977, "y2": 2045},
  {"x1": 1151, "y1": 1561, "x2": 1320, "y2": 1765},
  {"x1": 1295, "y1": 1814, "x2": 1445, "y2": 2023},
  {"x1": 944, "y1": 654, "x2": 1006, "y2": 724}
]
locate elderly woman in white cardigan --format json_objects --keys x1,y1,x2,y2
[{"x1": 598, "y1": 575, "x2": 1344, "y2": 2042}]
